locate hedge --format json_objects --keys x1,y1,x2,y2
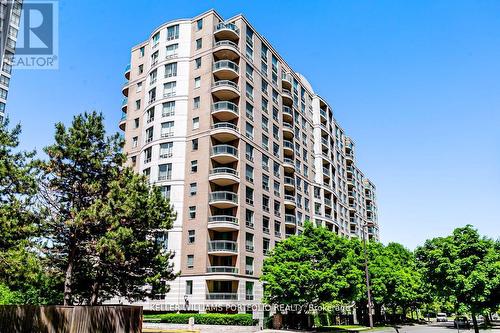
[{"x1": 143, "y1": 313, "x2": 258, "y2": 326}]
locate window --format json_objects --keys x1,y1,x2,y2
[
  {"x1": 262, "y1": 175, "x2": 270, "y2": 191},
  {"x1": 194, "y1": 76, "x2": 201, "y2": 88},
  {"x1": 191, "y1": 160, "x2": 198, "y2": 173},
  {"x1": 273, "y1": 161, "x2": 280, "y2": 177},
  {"x1": 262, "y1": 116, "x2": 269, "y2": 132},
  {"x1": 246, "y1": 44, "x2": 253, "y2": 60},
  {"x1": 275, "y1": 221, "x2": 281, "y2": 237},
  {"x1": 189, "y1": 206, "x2": 196, "y2": 219},
  {"x1": 246, "y1": 64, "x2": 253, "y2": 81},
  {"x1": 262, "y1": 97, "x2": 268, "y2": 113},
  {"x1": 158, "y1": 163, "x2": 172, "y2": 181},
  {"x1": 195, "y1": 57, "x2": 201, "y2": 69},
  {"x1": 132, "y1": 136, "x2": 138, "y2": 148},
  {"x1": 134, "y1": 118, "x2": 140, "y2": 128},
  {"x1": 159, "y1": 142, "x2": 173, "y2": 158},
  {"x1": 167, "y1": 25, "x2": 179, "y2": 40},
  {"x1": 192, "y1": 139, "x2": 199, "y2": 150},
  {"x1": 190, "y1": 183, "x2": 197, "y2": 196},
  {"x1": 164, "y1": 62, "x2": 177, "y2": 77},
  {"x1": 161, "y1": 121, "x2": 174, "y2": 137},
  {"x1": 148, "y1": 88, "x2": 156, "y2": 104},
  {"x1": 246, "y1": 102, "x2": 254, "y2": 120},
  {"x1": 166, "y1": 43, "x2": 178, "y2": 58},
  {"x1": 186, "y1": 280, "x2": 193, "y2": 294},
  {"x1": 245, "y1": 143, "x2": 254, "y2": 161},
  {"x1": 135, "y1": 100, "x2": 141, "y2": 110},
  {"x1": 145, "y1": 127, "x2": 153, "y2": 143},
  {"x1": 139, "y1": 46, "x2": 145, "y2": 57},
  {"x1": 151, "y1": 51, "x2": 159, "y2": 65},
  {"x1": 188, "y1": 230, "x2": 195, "y2": 243},
  {"x1": 246, "y1": 209, "x2": 254, "y2": 228},
  {"x1": 196, "y1": 38, "x2": 202, "y2": 50},
  {"x1": 192, "y1": 117, "x2": 200, "y2": 130},
  {"x1": 245, "y1": 257, "x2": 254, "y2": 275},
  {"x1": 187, "y1": 255, "x2": 194, "y2": 269},
  {"x1": 193, "y1": 97, "x2": 200, "y2": 109},
  {"x1": 246, "y1": 164, "x2": 254, "y2": 183},
  {"x1": 136, "y1": 81, "x2": 142, "y2": 92},
  {"x1": 245, "y1": 122, "x2": 253, "y2": 139},
  {"x1": 138, "y1": 64, "x2": 144, "y2": 74},
  {"x1": 196, "y1": 18, "x2": 203, "y2": 30},
  {"x1": 143, "y1": 168, "x2": 150, "y2": 180},
  {"x1": 263, "y1": 238, "x2": 270, "y2": 254},
  {"x1": 144, "y1": 147, "x2": 152, "y2": 163},
  {"x1": 261, "y1": 44, "x2": 268, "y2": 61},
  {"x1": 163, "y1": 81, "x2": 176, "y2": 97},
  {"x1": 246, "y1": 186, "x2": 254, "y2": 205},
  {"x1": 262, "y1": 134, "x2": 269, "y2": 150},
  {"x1": 152, "y1": 32, "x2": 160, "y2": 47},
  {"x1": 245, "y1": 233, "x2": 254, "y2": 252},
  {"x1": 274, "y1": 200, "x2": 281, "y2": 217},
  {"x1": 262, "y1": 195, "x2": 270, "y2": 212},
  {"x1": 162, "y1": 101, "x2": 175, "y2": 117},
  {"x1": 262, "y1": 154, "x2": 269, "y2": 171},
  {"x1": 246, "y1": 82, "x2": 254, "y2": 100},
  {"x1": 156, "y1": 184, "x2": 170, "y2": 199},
  {"x1": 261, "y1": 78, "x2": 268, "y2": 95},
  {"x1": 146, "y1": 108, "x2": 155, "y2": 123},
  {"x1": 273, "y1": 181, "x2": 280, "y2": 196}
]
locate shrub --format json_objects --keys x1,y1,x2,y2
[{"x1": 143, "y1": 313, "x2": 258, "y2": 326}]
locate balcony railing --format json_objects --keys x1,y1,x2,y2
[
  {"x1": 206, "y1": 292, "x2": 238, "y2": 300},
  {"x1": 284, "y1": 176, "x2": 295, "y2": 186},
  {"x1": 215, "y1": 40, "x2": 239, "y2": 49},
  {"x1": 283, "y1": 157, "x2": 294, "y2": 166},
  {"x1": 285, "y1": 214, "x2": 296, "y2": 225},
  {"x1": 207, "y1": 266, "x2": 238, "y2": 274},
  {"x1": 213, "y1": 60, "x2": 239, "y2": 73},
  {"x1": 209, "y1": 167, "x2": 238, "y2": 177},
  {"x1": 213, "y1": 80, "x2": 239, "y2": 90},
  {"x1": 283, "y1": 140, "x2": 294, "y2": 150},
  {"x1": 215, "y1": 22, "x2": 240, "y2": 35},
  {"x1": 282, "y1": 106, "x2": 293, "y2": 117},
  {"x1": 212, "y1": 101, "x2": 239, "y2": 114},
  {"x1": 209, "y1": 191, "x2": 238, "y2": 204},
  {"x1": 211, "y1": 144, "x2": 238, "y2": 157},
  {"x1": 284, "y1": 194, "x2": 295, "y2": 203},
  {"x1": 208, "y1": 240, "x2": 238, "y2": 253},
  {"x1": 212, "y1": 122, "x2": 238, "y2": 131},
  {"x1": 208, "y1": 215, "x2": 239, "y2": 225}
]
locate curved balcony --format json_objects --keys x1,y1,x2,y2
[
  {"x1": 282, "y1": 106, "x2": 293, "y2": 123},
  {"x1": 282, "y1": 89, "x2": 293, "y2": 105},
  {"x1": 211, "y1": 122, "x2": 239, "y2": 142},
  {"x1": 214, "y1": 22, "x2": 240, "y2": 41},
  {"x1": 207, "y1": 266, "x2": 239, "y2": 274},
  {"x1": 285, "y1": 214, "x2": 296, "y2": 227},
  {"x1": 208, "y1": 215, "x2": 239, "y2": 231},
  {"x1": 283, "y1": 157, "x2": 295, "y2": 172},
  {"x1": 212, "y1": 101, "x2": 239, "y2": 121},
  {"x1": 122, "y1": 81, "x2": 129, "y2": 97},
  {"x1": 209, "y1": 167, "x2": 239, "y2": 186},
  {"x1": 121, "y1": 98, "x2": 128, "y2": 112},
  {"x1": 281, "y1": 72, "x2": 292, "y2": 90},
  {"x1": 211, "y1": 144, "x2": 238, "y2": 163},
  {"x1": 213, "y1": 60, "x2": 239, "y2": 80},
  {"x1": 124, "y1": 64, "x2": 130, "y2": 80},
  {"x1": 284, "y1": 176, "x2": 295, "y2": 191},
  {"x1": 208, "y1": 240, "x2": 238, "y2": 255},
  {"x1": 212, "y1": 80, "x2": 240, "y2": 100},
  {"x1": 346, "y1": 166, "x2": 354, "y2": 175},
  {"x1": 118, "y1": 112, "x2": 126, "y2": 131},
  {"x1": 320, "y1": 109, "x2": 328, "y2": 121},
  {"x1": 284, "y1": 194, "x2": 296, "y2": 208},
  {"x1": 209, "y1": 191, "x2": 238, "y2": 208},
  {"x1": 345, "y1": 151, "x2": 354, "y2": 161},
  {"x1": 283, "y1": 140, "x2": 294, "y2": 156},
  {"x1": 282, "y1": 122, "x2": 294, "y2": 139},
  {"x1": 213, "y1": 40, "x2": 239, "y2": 61}
]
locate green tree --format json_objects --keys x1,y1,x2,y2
[
  {"x1": 416, "y1": 225, "x2": 500, "y2": 333},
  {"x1": 41, "y1": 111, "x2": 176, "y2": 305},
  {"x1": 261, "y1": 222, "x2": 363, "y2": 313}
]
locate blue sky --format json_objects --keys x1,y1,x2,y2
[{"x1": 7, "y1": 0, "x2": 500, "y2": 248}]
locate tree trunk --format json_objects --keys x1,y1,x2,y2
[
  {"x1": 63, "y1": 242, "x2": 77, "y2": 306},
  {"x1": 471, "y1": 311, "x2": 479, "y2": 333},
  {"x1": 90, "y1": 280, "x2": 100, "y2": 305}
]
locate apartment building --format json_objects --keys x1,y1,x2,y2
[
  {"x1": 119, "y1": 9, "x2": 379, "y2": 316},
  {"x1": 0, "y1": 0, "x2": 22, "y2": 122}
]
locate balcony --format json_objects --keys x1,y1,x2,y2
[
  {"x1": 214, "y1": 22, "x2": 240, "y2": 41},
  {"x1": 209, "y1": 191, "x2": 238, "y2": 208},
  {"x1": 320, "y1": 108, "x2": 328, "y2": 121},
  {"x1": 118, "y1": 112, "x2": 126, "y2": 131},
  {"x1": 283, "y1": 140, "x2": 294, "y2": 156},
  {"x1": 209, "y1": 167, "x2": 239, "y2": 186},
  {"x1": 206, "y1": 292, "x2": 238, "y2": 300},
  {"x1": 348, "y1": 191, "x2": 355, "y2": 198},
  {"x1": 121, "y1": 98, "x2": 128, "y2": 112},
  {"x1": 208, "y1": 215, "x2": 239, "y2": 231},
  {"x1": 211, "y1": 122, "x2": 239, "y2": 142},
  {"x1": 347, "y1": 166, "x2": 354, "y2": 174},
  {"x1": 213, "y1": 60, "x2": 239, "y2": 80},
  {"x1": 207, "y1": 266, "x2": 239, "y2": 274},
  {"x1": 212, "y1": 80, "x2": 240, "y2": 100},
  {"x1": 284, "y1": 176, "x2": 295, "y2": 190},
  {"x1": 283, "y1": 157, "x2": 295, "y2": 172},
  {"x1": 285, "y1": 214, "x2": 296, "y2": 227},
  {"x1": 282, "y1": 89, "x2": 293, "y2": 105},
  {"x1": 213, "y1": 40, "x2": 239, "y2": 61},
  {"x1": 321, "y1": 136, "x2": 329, "y2": 147},
  {"x1": 211, "y1": 144, "x2": 238, "y2": 163},
  {"x1": 282, "y1": 106, "x2": 293, "y2": 122},
  {"x1": 323, "y1": 166, "x2": 330, "y2": 177},
  {"x1": 284, "y1": 194, "x2": 296, "y2": 208},
  {"x1": 212, "y1": 101, "x2": 239, "y2": 121},
  {"x1": 207, "y1": 240, "x2": 238, "y2": 255},
  {"x1": 367, "y1": 205, "x2": 374, "y2": 212},
  {"x1": 122, "y1": 81, "x2": 129, "y2": 97},
  {"x1": 282, "y1": 122, "x2": 294, "y2": 139},
  {"x1": 124, "y1": 64, "x2": 130, "y2": 80},
  {"x1": 324, "y1": 198, "x2": 332, "y2": 207},
  {"x1": 345, "y1": 151, "x2": 354, "y2": 161},
  {"x1": 281, "y1": 72, "x2": 292, "y2": 90}
]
